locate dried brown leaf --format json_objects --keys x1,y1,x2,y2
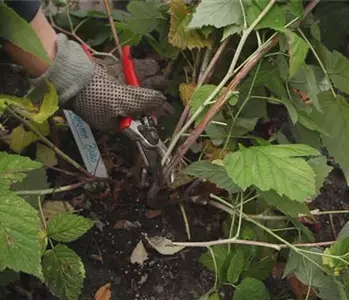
[{"x1": 94, "y1": 283, "x2": 111, "y2": 300}]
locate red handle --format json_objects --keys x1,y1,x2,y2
[
  {"x1": 118, "y1": 46, "x2": 142, "y2": 130},
  {"x1": 122, "y1": 46, "x2": 141, "y2": 87}
]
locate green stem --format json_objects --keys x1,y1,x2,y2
[
  {"x1": 179, "y1": 203, "x2": 191, "y2": 241},
  {"x1": 38, "y1": 196, "x2": 54, "y2": 249},
  {"x1": 16, "y1": 181, "x2": 86, "y2": 196},
  {"x1": 223, "y1": 61, "x2": 262, "y2": 150},
  {"x1": 208, "y1": 246, "x2": 219, "y2": 290}
]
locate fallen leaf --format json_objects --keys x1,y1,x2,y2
[
  {"x1": 145, "y1": 210, "x2": 162, "y2": 219},
  {"x1": 94, "y1": 283, "x2": 111, "y2": 300},
  {"x1": 130, "y1": 241, "x2": 149, "y2": 266},
  {"x1": 146, "y1": 236, "x2": 185, "y2": 255},
  {"x1": 113, "y1": 220, "x2": 140, "y2": 230}
]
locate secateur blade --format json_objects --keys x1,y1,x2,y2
[{"x1": 118, "y1": 45, "x2": 175, "y2": 206}]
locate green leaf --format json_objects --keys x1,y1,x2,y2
[
  {"x1": 291, "y1": 123, "x2": 321, "y2": 151},
  {"x1": 47, "y1": 213, "x2": 93, "y2": 242},
  {"x1": 227, "y1": 248, "x2": 245, "y2": 284},
  {"x1": 0, "y1": 152, "x2": 41, "y2": 186},
  {"x1": 247, "y1": 0, "x2": 285, "y2": 30},
  {"x1": 309, "y1": 92, "x2": 349, "y2": 185},
  {"x1": 314, "y1": 2, "x2": 349, "y2": 50},
  {"x1": 0, "y1": 187, "x2": 42, "y2": 278},
  {"x1": 261, "y1": 191, "x2": 311, "y2": 218},
  {"x1": 291, "y1": 65, "x2": 322, "y2": 112},
  {"x1": 11, "y1": 167, "x2": 49, "y2": 209},
  {"x1": 42, "y1": 245, "x2": 85, "y2": 300},
  {"x1": 307, "y1": 156, "x2": 333, "y2": 196},
  {"x1": 208, "y1": 292, "x2": 220, "y2": 300},
  {"x1": 287, "y1": 0, "x2": 304, "y2": 18},
  {"x1": 337, "y1": 221, "x2": 349, "y2": 241},
  {"x1": 0, "y1": 3, "x2": 50, "y2": 63},
  {"x1": 286, "y1": 248, "x2": 345, "y2": 299},
  {"x1": 232, "y1": 117, "x2": 259, "y2": 136},
  {"x1": 233, "y1": 277, "x2": 270, "y2": 300},
  {"x1": 185, "y1": 160, "x2": 240, "y2": 193},
  {"x1": 124, "y1": 0, "x2": 168, "y2": 35},
  {"x1": 189, "y1": 0, "x2": 243, "y2": 29},
  {"x1": 224, "y1": 144, "x2": 320, "y2": 201},
  {"x1": 297, "y1": 110, "x2": 329, "y2": 136},
  {"x1": 199, "y1": 245, "x2": 229, "y2": 273},
  {"x1": 323, "y1": 238, "x2": 349, "y2": 275},
  {"x1": 190, "y1": 85, "x2": 216, "y2": 112},
  {"x1": 285, "y1": 31, "x2": 309, "y2": 79},
  {"x1": 222, "y1": 24, "x2": 243, "y2": 41},
  {"x1": 284, "y1": 248, "x2": 330, "y2": 287},
  {"x1": 242, "y1": 257, "x2": 274, "y2": 281},
  {"x1": 315, "y1": 43, "x2": 349, "y2": 94},
  {"x1": 169, "y1": 0, "x2": 212, "y2": 50}
]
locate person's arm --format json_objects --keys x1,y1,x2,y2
[
  {"x1": 3, "y1": 1, "x2": 56, "y2": 77},
  {"x1": 2, "y1": 2, "x2": 165, "y2": 131}
]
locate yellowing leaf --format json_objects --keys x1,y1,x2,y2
[
  {"x1": 30, "y1": 82, "x2": 59, "y2": 123},
  {"x1": 95, "y1": 283, "x2": 111, "y2": 300},
  {"x1": 179, "y1": 83, "x2": 196, "y2": 106},
  {"x1": 36, "y1": 144, "x2": 57, "y2": 167},
  {"x1": 169, "y1": 0, "x2": 212, "y2": 50},
  {"x1": 42, "y1": 200, "x2": 74, "y2": 223},
  {"x1": 9, "y1": 125, "x2": 38, "y2": 153},
  {"x1": 0, "y1": 94, "x2": 34, "y2": 114},
  {"x1": 8, "y1": 122, "x2": 50, "y2": 153}
]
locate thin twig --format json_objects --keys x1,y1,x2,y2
[
  {"x1": 198, "y1": 49, "x2": 213, "y2": 83},
  {"x1": 7, "y1": 107, "x2": 92, "y2": 178},
  {"x1": 172, "y1": 239, "x2": 335, "y2": 250},
  {"x1": 102, "y1": 0, "x2": 123, "y2": 59},
  {"x1": 172, "y1": 237, "x2": 281, "y2": 250},
  {"x1": 16, "y1": 181, "x2": 87, "y2": 196},
  {"x1": 198, "y1": 39, "x2": 230, "y2": 88}
]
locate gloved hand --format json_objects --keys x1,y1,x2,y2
[{"x1": 30, "y1": 34, "x2": 166, "y2": 131}]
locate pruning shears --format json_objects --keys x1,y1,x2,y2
[
  {"x1": 118, "y1": 46, "x2": 174, "y2": 195},
  {"x1": 81, "y1": 43, "x2": 173, "y2": 204}
]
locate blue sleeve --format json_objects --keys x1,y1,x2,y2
[{"x1": 4, "y1": 0, "x2": 41, "y2": 22}]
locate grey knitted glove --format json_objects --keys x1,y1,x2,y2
[{"x1": 31, "y1": 34, "x2": 166, "y2": 131}]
